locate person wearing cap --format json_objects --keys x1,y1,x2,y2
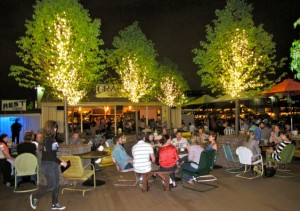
[{"x1": 112, "y1": 135, "x2": 133, "y2": 170}]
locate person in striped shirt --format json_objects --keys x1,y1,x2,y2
[{"x1": 266, "y1": 131, "x2": 291, "y2": 161}]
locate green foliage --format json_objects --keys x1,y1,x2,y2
[
  {"x1": 193, "y1": 0, "x2": 286, "y2": 97},
  {"x1": 107, "y1": 21, "x2": 158, "y2": 103},
  {"x1": 156, "y1": 59, "x2": 189, "y2": 107},
  {"x1": 9, "y1": 0, "x2": 106, "y2": 104},
  {"x1": 290, "y1": 18, "x2": 300, "y2": 79}
]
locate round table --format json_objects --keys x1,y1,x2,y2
[{"x1": 76, "y1": 151, "x2": 108, "y2": 186}]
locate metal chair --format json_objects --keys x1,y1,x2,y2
[
  {"x1": 60, "y1": 155, "x2": 96, "y2": 196},
  {"x1": 236, "y1": 146, "x2": 264, "y2": 179},
  {"x1": 266, "y1": 144, "x2": 296, "y2": 177},
  {"x1": 112, "y1": 156, "x2": 138, "y2": 187},
  {"x1": 181, "y1": 149, "x2": 218, "y2": 192},
  {"x1": 14, "y1": 153, "x2": 39, "y2": 193},
  {"x1": 222, "y1": 144, "x2": 243, "y2": 173}
]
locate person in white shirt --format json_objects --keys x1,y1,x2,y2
[
  {"x1": 189, "y1": 122, "x2": 196, "y2": 134},
  {"x1": 132, "y1": 133, "x2": 158, "y2": 185},
  {"x1": 171, "y1": 131, "x2": 188, "y2": 150}
]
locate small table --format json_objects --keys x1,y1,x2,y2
[{"x1": 76, "y1": 151, "x2": 108, "y2": 186}]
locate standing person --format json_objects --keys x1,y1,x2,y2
[
  {"x1": 11, "y1": 119, "x2": 22, "y2": 144},
  {"x1": 30, "y1": 120, "x2": 67, "y2": 210},
  {"x1": 0, "y1": 134, "x2": 15, "y2": 187},
  {"x1": 159, "y1": 134, "x2": 179, "y2": 188}
]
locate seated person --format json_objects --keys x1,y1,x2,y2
[
  {"x1": 266, "y1": 131, "x2": 292, "y2": 162},
  {"x1": 206, "y1": 131, "x2": 218, "y2": 151},
  {"x1": 159, "y1": 134, "x2": 179, "y2": 188},
  {"x1": 269, "y1": 125, "x2": 282, "y2": 145},
  {"x1": 132, "y1": 133, "x2": 158, "y2": 183},
  {"x1": 112, "y1": 135, "x2": 133, "y2": 170},
  {"x1": 171, "y1": 131, "x2": 189, "y2": 150},
  {"x1": 244, "y1": 130, "x2": 261, "y2": 160},
  {"x1": 69, "y1": 132, "x2": 82, "y2": 145},
  {"x1": 181, "y1": 134, "x2": 204, "y2": 185},
  {"x1": 197, "y1": 126, "x2": 209, "y2": 143},
  {"x1": 16, "y1": 132, "x2": 37, "y2": 186}
]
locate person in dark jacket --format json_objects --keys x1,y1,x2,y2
[{"x1": 30, "y1": 120, "x2": 67, "y2": 210}]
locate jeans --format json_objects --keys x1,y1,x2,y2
[
  {"x1": 159, "y1": 165, "x2": 177, "y2": 183},
  {"x1": 181, "y1": 163, "x2": 197, "y2": 182},
  {"x1": 0, "y1": 159, "x2": 11, "y2": 184},
  {"x1": 33, "y1": 161, "x2": 60, "y2": 204}
]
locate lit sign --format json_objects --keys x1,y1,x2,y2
[
  {"x1": 1, "y1": 100, "x2": 26, "y2": 111},
  {"x1": 96, "y1": 84, "x2": 122, "y2": 98}
]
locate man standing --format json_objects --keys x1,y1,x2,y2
[{"x1": 11, "y1": 119, "x2": 22, "y2": 144}]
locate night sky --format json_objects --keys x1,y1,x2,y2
[{"x1": 1, "y1": 0, "x2": 299, "y2": 102}]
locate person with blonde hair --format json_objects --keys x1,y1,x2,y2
[{"x1": 182, "y1": 134, "x2": 204, "y2": 185}]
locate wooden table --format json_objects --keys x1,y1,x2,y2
[{"x1": 76, "y1": 151, "x2": 108, "y2": 186}]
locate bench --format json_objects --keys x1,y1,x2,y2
[{"x1": 142, "y1": 170, "x2": 172, "y2": 191}]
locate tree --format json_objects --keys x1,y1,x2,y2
[
  {"x1": 290, "y1": 18, "x2": 300, "y2": 80},
  {"x1": 107, "y1": 21, "x2": 158, "y2": 103},
  {"x1": 9, "y1": 0, "x2": 106, "y2": 142},
  {"x1": 193, "y1": 0, "x2": 286, "y2": 132},
  {"x1": 10, "y1": 0, "x2": 105, "y2": 105},
  {"x1": 156, "y1": 59, "x2": 189, "y2": 107}
]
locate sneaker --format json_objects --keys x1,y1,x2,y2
[
  {"x1": 51, "y1": 203, "x2": 66, "y2": 210},
  {"x1": 6, "y1": 182, "x2": 11, "y2": 187},
  {"x1": 30, "y1": 194, "x2": 38, "y2": 210}
]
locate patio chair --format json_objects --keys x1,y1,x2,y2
[
  {"x1": 14, "y1": 153, "x2": 39, "y2": 193},
  {"x1": 181, "y1": 149, "x2": 218, "y2": 192},
  {"x1": 266, "y1": 144, "x2": 295, "y2": 177},
  {"x1": 112, "y1": 156, "x2": 138, "y2": 187},
  {"x1": 222, "y1": 144, "x2": 244, "y2": 173},
  {"x1": 60, "y1": 155, "x2": 96, "y2": 196},
  {"x1": 236, "y1": 146, "x2": 264, "y2": 179}
]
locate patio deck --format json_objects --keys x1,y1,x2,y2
[{"x1": 1, "y1": 158, "x2": 300, "y2": 211}]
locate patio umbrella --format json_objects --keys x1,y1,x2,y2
[
  {"x1": 263, "y1": 78, "x2": 300, "y2": 96},
  {"x1": 263, "y1": 78, "x2": 300, "y2": 130},
  {"x1": 184, "y1": 95, "x2": 216, "y2": 106},
  {"x1": 212, "y1": 92, "x2": 251, "y2": 103}
]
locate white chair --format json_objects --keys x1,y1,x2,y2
[
  {"x1": 112, "y1": 156, "x2": 138, "y2": 187},
  {"x1": 236, "y1": 146, "x2": 264, "y2": 179}
]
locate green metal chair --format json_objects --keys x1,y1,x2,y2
[
  {"x1": 266, "y1": 144, "x2": 296, "y2": 177},
  {"x1": 181, "y1": 149, "x2": 217, "y2": 192}
]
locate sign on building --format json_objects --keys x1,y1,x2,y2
[
  {"x1": 96, "y1": 84, "x2": 122, "y2": 98},
  {"x1": 1, "y1": 100, "x2": 27, "y2": 111}
]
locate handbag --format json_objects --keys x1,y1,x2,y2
[{"x1": 263, "y1": 166, "x2": 276, "y2": 178}]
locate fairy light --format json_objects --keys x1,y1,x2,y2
[
  {"x1": 45, "y1": 13, "x2": 86, "y2": 105},
  {"x1": 219, "y1": 28, "x2": 262, "y2": 98},
  {"x1": 157, "y1": 75, "x2": 186, "y2": 107},
  {"x1": 117, "y1": 56, "x2": 153, "y2": 103}
]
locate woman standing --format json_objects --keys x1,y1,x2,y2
[
  {"x1": 0, "y1": 134, "x2": 15, "y2": 187},
  {"x1": 30, "y1": 120, "x2": 67, "y2": 210},
  {"x1": 159, "y1": 134, "x2": 179, "y2": 188}
]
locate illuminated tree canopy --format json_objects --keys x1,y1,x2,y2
[
  {"x1": 193, "y1": 0, "x2": 286, "y2": 98},
  {"x1": 156, "y1": 59, "x2": 189, "y2": 107},
  {"x1": 107, "y1": 21, "x2": 158, "y2": 103},
  {"x1": 9, "y1": 0, "x2": 106, "y2": 105},
  {"x1": 290, "y1": 18, "x2": 300, "y2": 80}
]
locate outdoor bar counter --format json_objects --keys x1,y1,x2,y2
[{"x1": 215, "y1": 134, "x2": 247, "y2": 168}]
